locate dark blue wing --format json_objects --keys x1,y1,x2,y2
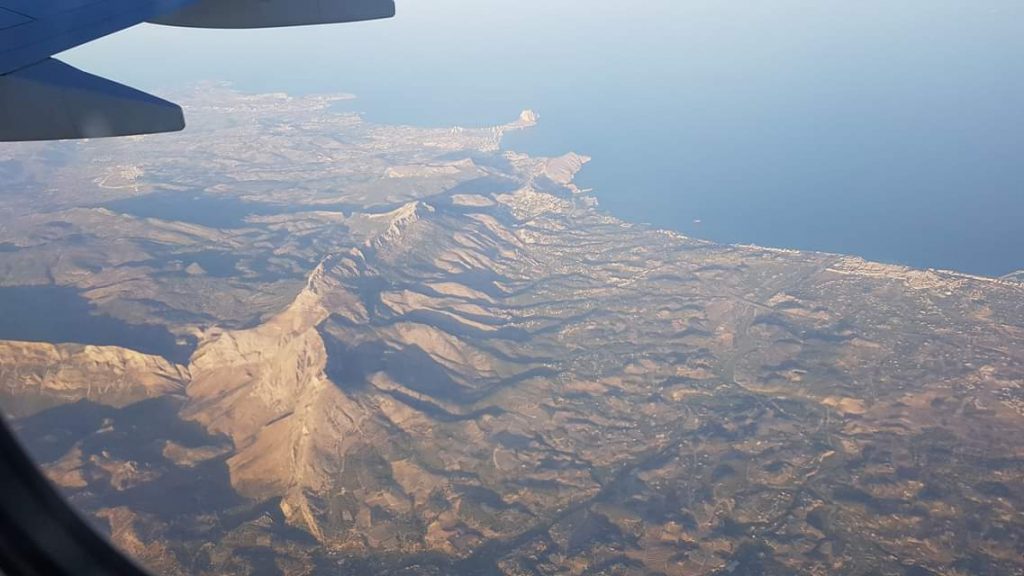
[{"x1": 0, "y1": 0, "x2": 196, "y2": 76}]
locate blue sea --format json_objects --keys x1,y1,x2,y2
[{"x1": 64, "y1": 0, "x2": 1024, "y2": 276}]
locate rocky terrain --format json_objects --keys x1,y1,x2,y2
[{"x1": 0, "y1": 87, "x2": 1022, "y2": 575}]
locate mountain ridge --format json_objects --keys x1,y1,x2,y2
[{"x1": 0, "y1": 87, "x2": 1020, "y2": 575}]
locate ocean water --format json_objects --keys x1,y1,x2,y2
[{"x1": 63, "y1": 0, "x2": 1024, "y2": 276}]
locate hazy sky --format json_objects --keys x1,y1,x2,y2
[{"x1": 65, "y1": 1, "x2": 1023, "y2": 114}]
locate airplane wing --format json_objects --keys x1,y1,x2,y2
[
  {"x1": 0, "y1": 0, "x2": 394, "y2": 142},
  {"x1": 152, "y1": 0, "x2": 394, "y2": 29},
  {"x1": 0, "y1": 57, "x2": 186, "y2": 141},
  {"x1": 0, "y1": 0, "x2": 197, "y2": 141}
]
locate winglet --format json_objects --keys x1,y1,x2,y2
[{"x1": 0, "y1": 58, "x2": 184, "y2": 142}]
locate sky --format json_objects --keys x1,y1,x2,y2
[{"x1": 62, "y1": 1, "x2": 1024, "y2": 113}]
